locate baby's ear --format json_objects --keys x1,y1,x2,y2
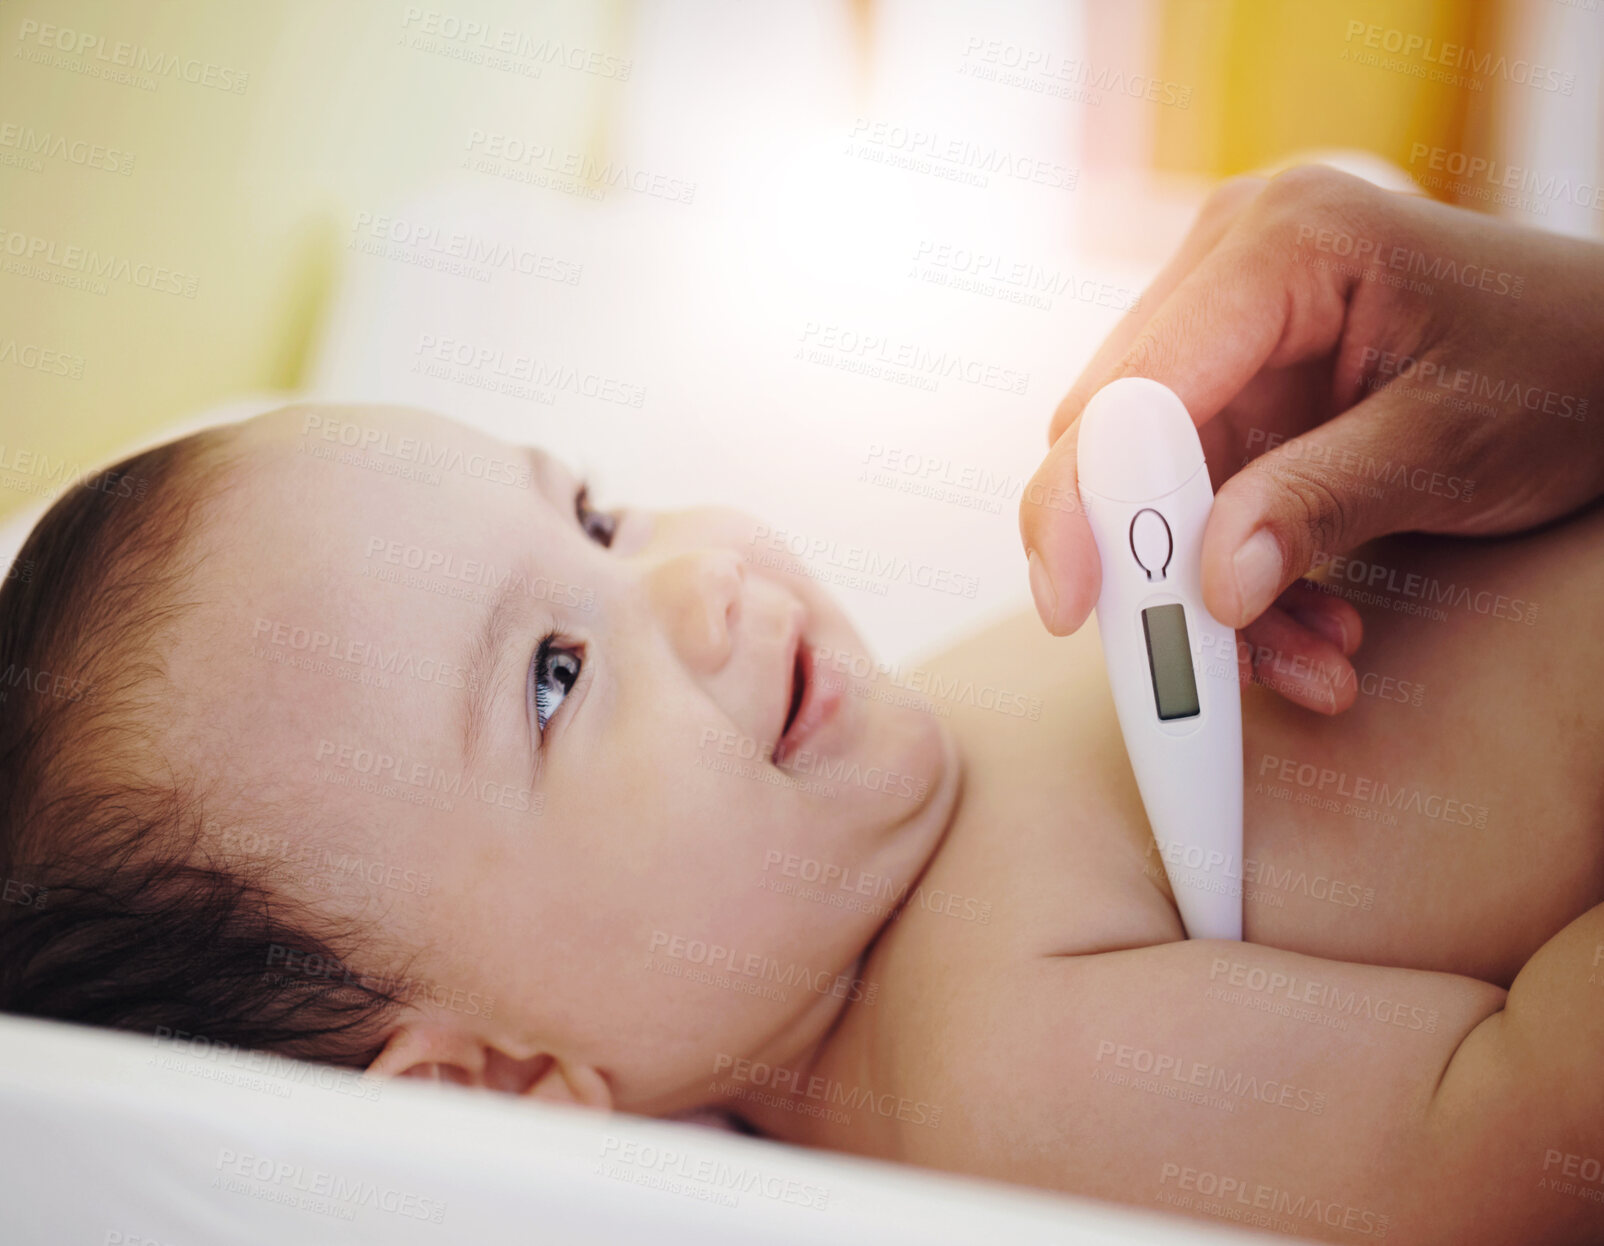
[
  {"x1": 365, "y1": 1022, "x2": 483, "y2": 1085},
  {"x1": 524, "y1": 1056, "x2": 613, "y2": 1110},
  {"x1": 365, "y1": 1025, "x2": 612, "y2": 1109}
]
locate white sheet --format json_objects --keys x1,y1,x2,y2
[{"x1": 0, "y1": 1012, "x2": 1284, "y2": 1245}]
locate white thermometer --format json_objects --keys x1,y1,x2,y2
[{"x1": 1076, "y1": 378, "x2": 1243, "y2": 940}]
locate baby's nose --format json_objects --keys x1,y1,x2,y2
[{"x1": 646, "y1": 548, "x2": 746, "y2": 674}]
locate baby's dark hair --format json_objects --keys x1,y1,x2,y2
[{"x1": 0, "y1": 430, "x2": 406, "y2": 1066}]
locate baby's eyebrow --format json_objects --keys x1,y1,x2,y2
[
  {"x1": 524, "y1": 444, "x2": 566, "y2": 499},
  {"x1": 461, "y1": 576, "x2": 521, "y2": 772}
]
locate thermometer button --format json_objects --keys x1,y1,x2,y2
[{"x1": 1129, "y1": 508, "x2": 1173, "y2": 581}]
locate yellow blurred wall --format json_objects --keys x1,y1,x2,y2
[
  {"x1": 1154, "y1": 0, "x2": 1483, "y2": 177},
  {"x1": 0, "y1": 0, "x2": 619, "y2": 525},
  {"x1": 1, "y1": 0, "x2": 1500, "y2": 528}
]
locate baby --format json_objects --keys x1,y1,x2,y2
[{"x1": 1, "y1": 404, "x2": 1600, "y2": 1245}]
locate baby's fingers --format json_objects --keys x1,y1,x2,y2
[
  {"x1": 1236, "y1": 594, "x2": 1358, "y2": 715},
  {"x1": 1276, "y1": 578, "x2": 1362, "y2": 656}
]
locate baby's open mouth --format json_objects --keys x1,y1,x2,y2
[
  {"x1": 773, "y1": 627, "x2": 845, "y2": 764},
  {"x1": 777, "y1": 640, "x2": 807, "y2": 754}
]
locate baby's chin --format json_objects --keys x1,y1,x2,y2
[
  {"x1": 782, "y1": 628, "x2": 954, "y2": 807},
  {"x1": 844, "y1": 684, "x2": 963, "y2": 882},
  {"x1": 765, "y1": 585, "x2": 962, "y2": 878},
  {"x1": 898, "y1": 701, "x2": 963, "y2": 863}
]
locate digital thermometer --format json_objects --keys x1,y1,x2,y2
[{"x1": 1076, "y1": 378, "x2": 1244, "y2": 940}]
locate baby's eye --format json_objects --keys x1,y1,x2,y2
[
  {"x1": 531, "y1": 637, "x2": 583, "y2": 733},
  {"x1": 574, "y1": 482, "x2": 617, "y2": 548}
]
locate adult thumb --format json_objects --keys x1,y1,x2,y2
[{"x1": 1200, "y1": 396, "x2": 1454, "y2": 628}]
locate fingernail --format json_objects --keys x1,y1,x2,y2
[
  {"x1": 1232, "y1": 529, "x2": 1283, "y2": 623},
  {"x1": 1027, "y1": 549, "x2": 1058, "y2": 629}
]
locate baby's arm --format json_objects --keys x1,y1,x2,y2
[{"x1": 908, "y1": 907, "x2": 1604, "y2": 1244}]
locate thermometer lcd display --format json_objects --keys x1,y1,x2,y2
[{"x1": 1141, "y1": 603, "x2": 1201, "y2": 721}]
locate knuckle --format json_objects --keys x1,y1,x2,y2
[
  {"x1": 1019, "y1": 460, "x2": 1084, "y2": 529},
  {"x1": 1116, "y1": 286, "x2": 1220, "y2": 383},
  {"x1": 1198, "y1": 174, "x2": 1267, "y2": 228},
  {"x1": 1116, "y1": 330, "x2": 1170, "y2": 384},
  {"x1": 1274, "y1": 466, "x2": 1355, "y2": 558},
  {"x1": 1261, "y1": 162, "x2": 1349, "y2": 206},
  {"x1": 1258, "y1": 163, "x2": 1379, "y2": 240}
]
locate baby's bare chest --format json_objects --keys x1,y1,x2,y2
[{"x1": 907, "y1": 585, "x2": 1604, "y2": 987}]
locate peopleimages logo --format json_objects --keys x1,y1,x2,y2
[
  {"x1": 598, "y1": 1136, "x2": 829, "y2": 1210},
  {"x1": 411, "y1": 334, "x2": 647, "y2": 407},
  {"x1": 464, "y1": 129, "x2": 696, "y2": 204},
  {"x1": 1093, "y1": 1041, "x2": 1327, "y2": 1114},
  {"x1": 1541, "y1": 1149, "x2": 1604, "y2": 1194},
  {"x1": 1309, "y1": 550, "x2": 1537, "y2": 627},
  {"x1": 647, "y1": 930, "x2": 879, "y2": 1004},
  {"x1": 1257, "y1": 752, "x2": 1489, "y2": 829},
  {"x1": 360, "y1": 537, "x2": 596, "y2": 612},
  {"x1": 315, "y1": 737, "x2": 539, "y2": 813},
  {"x1": 0, "y1": 122, "x2": 135, "y2": 174},
  {"x1": 14, "y1": 19, "x2": 251, "y2": 93},
  {"x1": 1208, "y1": 958, "x2": 1440, "y2": 1032},
  {"x1": 0, "y1": 337, "x2": 86, "y2": 378},
  {"x1": 350, "y1": 212, "x2": 582, "y2": 285},
  {"x1": 302, "y1": 412, "x2": 532, "y2": 486},
  {"x1": 1, "y1": 877, "x2": 47, "y2": 910},
  {"x1": 799, "y1": 321, "x2": 1030, "y2": 396},
  {"x1": 959, "y1": 38, "x2": 1192, "y2": 110},
  {"x1": 151, "y1": 1025, "x2": 383, "y2": 1101},
  {"x1": 1241, "y1": 424, "x2": 1477, "y2": 502},
  {"x1": 210, "y1": 821, "x2": 434, "y2": 899},
  {"x1": 1360, "y1": 347, "x2": 1587, "y2": 421},
  {"x1": 0, "y1": 226, "x2": 200, "y2": 297},
  {"x1": 711, "y1": 1053, "x2": 943, "y2": 1127},
  {"x1": 212, "y1": 1148, "x2": 446, "y2": 1222},
  {"x1": 1342, "y1": 20, "x2": 1574, "y2": 95},
  {"x1": 0, "y1": 443, "x2": 145, "y2": 501},
  {"x1": 1409, "y1": 144, "x2": 1604, "y2": 213},
  {"x1": 1293, "y1": 223, "x2": 1524, "y2": 299},
  {"x1": 761, "y1": 848, "x2": 993, "y2": 924},
  {"x1": 0, "y1": 660, "x2": 92, "y2": 705},
  {"x1": 848, "y1": 117, "x2": 1079, "y2": 191},
  {"x1": 1157, "y1": 1162, "x2": 1391, "y2": 1238},
  {"x1": 401, "y1": 8, "x2": 632, "y2": 79},
  {"x1": 911, "y1": 240, "x2": 1141, "y2": 312},
  {"x1": 264, "y1": 944, "x2": 495, "y2": 1020},
  {"x1": 698, "y1": 726, "x2": 931, "y2": 800},
  {"x1": 752, "y1": 521, "x2": 981, "y2": 597},
  {"x1": 253, "y1": 617, "x2": 473, "y2": 690}
]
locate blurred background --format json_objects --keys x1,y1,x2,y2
[{"x1": 2, "y1": 0, "x2": 1601, "y2": 659}]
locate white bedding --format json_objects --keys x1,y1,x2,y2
[{"x1": 0, "y1": 1012, "x2": 1281, "y2": 1245}]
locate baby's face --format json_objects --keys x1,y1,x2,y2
[{"x1": 172, "y1": 405, "x2": 959, "y2": 1110}]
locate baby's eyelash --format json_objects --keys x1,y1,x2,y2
[
  {"x1": 573, "y1": 478, "x2": 618, "y2": 548},
  {"x1": 530, "y1": 633, "x2": 583, "y2": 735}
]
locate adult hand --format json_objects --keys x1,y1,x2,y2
[{"x1": 1020, "y1": 164, "x2": 1604, "y2": 712}]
